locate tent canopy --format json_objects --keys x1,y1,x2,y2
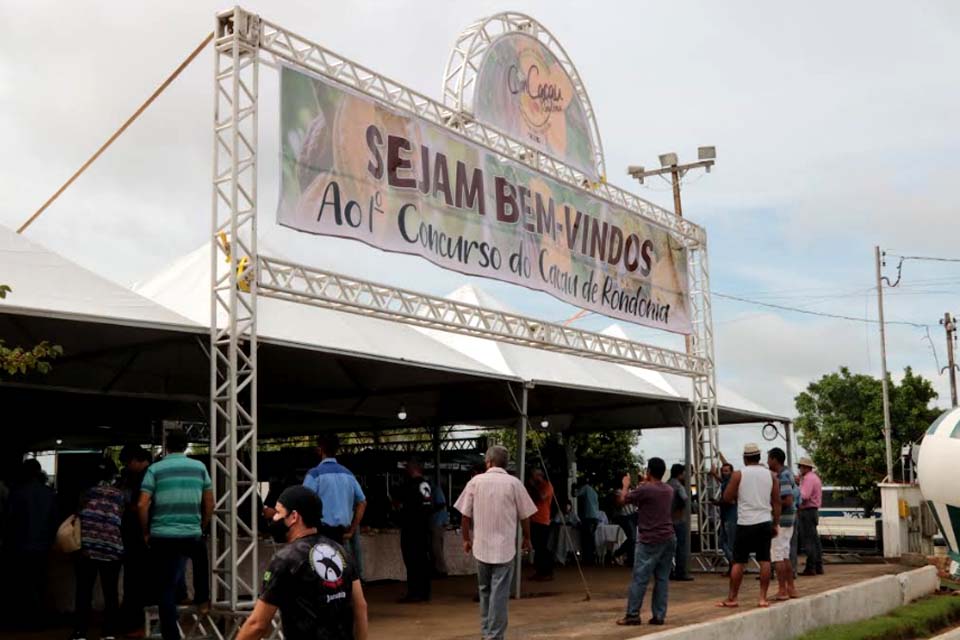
[{"x1": 0, "y1": 227, "x2": 789, "y2": 451}]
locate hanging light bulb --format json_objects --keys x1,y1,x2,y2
[
  {"x1": 397, "y1": 405, "x2": 408, "y2": 421},
  {"x1": 56, "y1": 439, "x2": 63, "y2": 446},
  {"x1": 540, "y1": 418, "x2": 550, "y2": 429}
]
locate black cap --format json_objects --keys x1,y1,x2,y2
[{"x1": 277, "y1": 486, "x2": 323, "y2": 528}]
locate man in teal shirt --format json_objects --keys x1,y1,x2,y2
[{"x1": 138, "y1": 429, "x2": 213, "y2": 640}]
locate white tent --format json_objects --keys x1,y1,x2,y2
[
  {"x1": 0, "y1": 224, "x2": 198, "y2": 331},
  {"x1": 0, "y1": 227, "x2": 788, "y2": 449}
]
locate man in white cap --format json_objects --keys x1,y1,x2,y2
[
  {"x1": 717, "y1": 443, "x2": 780, "y2": 609},
  {"x1": 797, "y1": 457, "x2": 824, "y2": 576}
]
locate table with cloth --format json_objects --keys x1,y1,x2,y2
[{"x1": 549, "y1": 523, "x2": 627, "y2": 565}]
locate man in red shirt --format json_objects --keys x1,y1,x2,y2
[{"x1": 527, "y1": 469, "x2": 554, "y2": 581}]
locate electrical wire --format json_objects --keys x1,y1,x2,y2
[
  {"x1": 886, "y1": 254, "x2": 960, "y2": 264},
  {"x1": 712, "y1": 293, "x2": 929, "y2": 328}
]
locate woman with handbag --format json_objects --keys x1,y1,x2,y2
[{"x1": 71, "y1": 458, "x2": 125, "y2": 640}]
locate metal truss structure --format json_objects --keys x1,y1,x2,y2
[
  {"x1": 688, "y1": 244, "x2": 722, "y2": 562},
  {"x1": 258, "y1": 256, "x2": 707, "y2": 376},
  {"x1": 210, "y1": 8, "x2": 260, "y2": 612},
  {"x1": 254, "y1": 15, "x2": 703, "y2": 246},
  {"x1": 207, "y1": 5, "x2": 723, "y2": 625},
  {"x1": 441, "y1": 11, "x2": 607, "y2": 181}
]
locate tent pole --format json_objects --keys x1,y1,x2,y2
[
  {"x1": 785, "y1": 422, "x2": 794, "y2": 470},
  {"x1": 432, "y1": 424, "x2": 442, "y2": 488},
  {"x1": 683, "y1": 416, "x2": 693, "y2": 576},
  {"x1": 514, "y1": 384, "x2": 529, "y2": 599}
]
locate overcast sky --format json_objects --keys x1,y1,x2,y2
[{"x1": 3, "y1": 1, "x2": 959, "y2": 466}]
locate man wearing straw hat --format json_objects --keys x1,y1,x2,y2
[
  {"x1": 797, "y1": 457, "x2": 824, "y2": 576},
  {"x1": 717, "y1": 443, "x2": 780, "y2": 609}
]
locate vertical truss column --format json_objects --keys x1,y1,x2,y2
[
  {"x1": 210, "y1": 6, "x2": 260, "y2": 611},
  {"x1": 688, "y1": 241, "x2": 721, "y2": 556}
]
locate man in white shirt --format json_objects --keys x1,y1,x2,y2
[
  {"x1": 454, "y1": 445, "x2": 537, "y2": 640},
  {"x1": 718, "y1": 443, "x2": 780, "y2": 609}
]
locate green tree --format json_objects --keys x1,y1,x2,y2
[
  {"x1": 794, "y1": 366, "x2": 940, "y2": 515},
  {"x1": 0, "y1": 285, "x2": 63, "y2": 375},
  {"x1": 495, "y1": 427, "x2": 643, "y2": 504}
]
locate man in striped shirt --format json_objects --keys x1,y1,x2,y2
[
  {"x1": 138, "y1": 429, "x2": 213, "y2": 640},
  {"x1": 454, "y1": 445, "x2": 537, "y2": 640}
]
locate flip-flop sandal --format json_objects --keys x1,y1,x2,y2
[
  {"x1": 716, "y1": 601, "x2": 739, "y2": 608},
  {"x1": 616, "y1": 617, "x2": 642, "y2": 626},
  {"x1": 771, "y1": 594, "x2": 791, "y2": 602},
  {"x1": 758, "y1": 601, "x2": 771, "y2": 608}
]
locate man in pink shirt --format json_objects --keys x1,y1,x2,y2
[
  {"x1": 454, "y1": 445, "x2": 537, "y2": 640},
  {"x1": 797, "y1": 457, "x2": 824, "y2": 576}
]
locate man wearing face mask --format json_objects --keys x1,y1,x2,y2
[{"x1": 236, "y1": 486, "x2": 368, "y2": 640}]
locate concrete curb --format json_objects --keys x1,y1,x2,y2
[
  {"x1": 931, "y1": 628, "x2": 960, "y2": 640},
  {"x1": 634, "y1": 566, "x2": 939, "y2": 640}
]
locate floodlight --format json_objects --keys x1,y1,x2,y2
[
  {"x1": 56, "y1": 439, "x2": 63, "y2": 445},
  {"x1": 540, "y1": 419, "x2": 550, "y2": 429},
  {"x1": 626, "y1": 165, "x2": 645, "y2": 176},
  {"x1": 697, "y1": 146, "x2": 716, "y2": 161},
  {"x1": 397, "y1": 405, "x2": 408, "y2": 421},
  {"x1": 658, "y1": 152, "x2": 678, "y2": 167}
]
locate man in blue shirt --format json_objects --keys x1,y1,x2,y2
[
  {"x1": 711, "y1": 457, "x2": 738, "y2": 576},
  {"x1": 431, "y1": 479, "x2": 450, "y2": 576},
  {"x1": 302, "y1": 434, "x2": 366, "y2": 545},
  {"x1": 576, "y1": 479, "x2": 601, "y2": 565},
  {"x1": 767, "y1": 447, "x2": 799, "y2": 600}
]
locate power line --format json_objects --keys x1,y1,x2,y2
[
  {"x1": 712, "y1": 292, "x2": 929, "y2": 328},
  {"x1": 886, "y1": 254, "x2": 960, "y2": 264}
]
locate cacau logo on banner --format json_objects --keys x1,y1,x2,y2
[{"x1": 474, "y1": 33, "x2": 598, "y2": 181}]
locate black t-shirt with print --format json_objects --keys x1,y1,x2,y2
[
  {"x1": 260, "y1": 533, "x2": 357, "y2": 640},
  {"x1": 398, "y1": 474, "x2": 433, "y2": 530}
]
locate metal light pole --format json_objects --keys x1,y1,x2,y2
[
  {"x1": 875, "y1": 246, "x2": 894, "y2": 482},
  {"x1": 628, "y1": 147, "x2": 716, "y2": 356}
]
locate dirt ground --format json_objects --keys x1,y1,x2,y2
[
  {"x1": 0, "y1": 563, "x2": 903, "y2": 640},
  {"x1": 364, "y1": 562, "x2": 903, "y2": 639}
]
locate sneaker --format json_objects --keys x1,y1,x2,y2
[
  {"x1": 615, "y1": 616, "x2": 642, "y2": 626},
  {"x1": 648, "y1": 617, "x2": 665, "y2": 625}
]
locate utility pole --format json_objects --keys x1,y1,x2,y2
[
  {"x1": 875, "y1": 246, "x2": 894, "y2": 482},
  {"x1": 942, "y1": 313, "x2": 958, "y2": 408}
]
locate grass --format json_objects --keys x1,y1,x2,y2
[{"x1": 798, "y1": 594, "x2": 960, "y2": 640}]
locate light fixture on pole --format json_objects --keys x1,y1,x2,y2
[
  {"x1": 397, "y1": 405, "x2": 408, "y2": 421},
  {"x1": 626, "y1": 147, "x2": 717, "y2": 218},
  {"x1": 540, "y1": 418, "x2": 550, "y2": 429}
]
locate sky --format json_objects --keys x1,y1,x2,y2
[{"x1": 2, "y1": 1, "x2": 959, "y2": 467}]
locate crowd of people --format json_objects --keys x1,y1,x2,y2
[
  {"x1": 0, "y1": 430, "x2": 213, "y2": 640},
  {"x1": 0, "y1": 432, "x2": 826, "y2": 640}
]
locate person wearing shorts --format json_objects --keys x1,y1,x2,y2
[
  {"x1": 718, "y1": 443, "x2": 780, "y2": 609},
  {"x1": 768, "y1": 447, "x2": 799, "y2": 601}
]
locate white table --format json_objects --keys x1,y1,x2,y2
[{"x1": 550, "y1": 524, "x2": 627, "y2": 565}]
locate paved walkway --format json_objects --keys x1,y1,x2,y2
[
  {"x1": 0, "y1": 563, "x2": 902, "y2": 640},
  {"x1": 365, "y1": 563, "x2": 902, "y2": 639}
]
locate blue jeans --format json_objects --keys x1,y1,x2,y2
[
  {"x1": 477, "y1": 560, "x2": 513, "y2": 640},
  {"x1": 720, "y1": 519, "x2": 737, "y2": 565},
  {"x1": 672, "y1": 521, "x2": 690, "y2": 578},
  {"x1": 626, "y1": 538, "x2": 676, "y2": 621}
]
